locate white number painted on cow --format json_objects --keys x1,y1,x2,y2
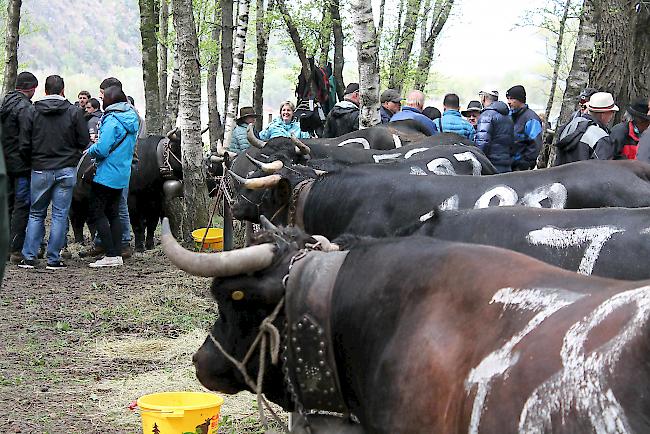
[
  {"x1": 526, "y1": 226, "x2": 624, "y2": 275},
  {"x1": 466, "y1": 287, "x2": 586, "y2": 434},
  {"x1": 410, "y1": 166, "x2": 427, "y2": 176},
  {"x1": 518, "y1": 285, "x2": 650, "y2": 434},
  {"x1": 427, "y1": 158, "x2": 456, "y2": 175},
  {"x1": 372, "y1": 153, "x2": 402, "y2": 163},
  {"x1": 337, "y1": 138, "x2": 371, "y2": 149},
  {"x1": 453, "y1": 152, "x2": 482, "y2": 176},
  {"x1": 438, "y1": 183, "x2": 568, "y2": 211},
  {"x1": 392, "y1": 134, "x2": 402, "y2": 148},
  {"x1": 474, "y1": 185, "x2": 518, "y2": 208},
  {"x1": 404, "y1": 148, "x2": 429, "y2": 159}
]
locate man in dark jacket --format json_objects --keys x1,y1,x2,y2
[
  {"x1": 475, "y1": 89, "x2": 515, "y2": 173},
  {"x1": 85, "y1": 97, "x2": 102, "y2": 143},
  {"x1": 19, "y1": 75, "x2": 90, "y2": 269},
  {"x1": 0, "y1": 71, "x2": 37, "y2": 262},
  {"x1": 609, "y1": 99, "x2": 650, "y2": 160},
  {"x1": 506, "y1": 85, "x2": 543, "y2": 170},
  {"x1": 379, "y1": 89, "x2": 402, "y2": 123},
  {"x1": 553, "y1": 92, "x2": 618, "y2": 166},
  {"x1": 322, "y1": 83, "x2": 360, "y2": 137}
]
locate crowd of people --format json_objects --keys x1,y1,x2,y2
[
  {"x1": 1, "y1": 71, "x2": 140, "y2": 269},
  {"x1": 229, "y1": 82, "x2": 650, "y2": 175}
]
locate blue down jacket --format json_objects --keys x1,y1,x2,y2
[{"x1": 475, "y1": 101, "x2": 515, "y2": 172}]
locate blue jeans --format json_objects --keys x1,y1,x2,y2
[
  {"x1": 22, "y1": 167, "x2": 76, "y2": 263},
  {"x1": 8, "y1": 174, "x2": 31, "y2": 253},
  {"x1": 95, "y1": 186, "x2": 131, "y2": 247}
]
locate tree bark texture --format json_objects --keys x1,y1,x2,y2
[
  {"x1": 2, "y1": 0, "x2": 22, "y2": 97},
  {"x1": 548, "y1": 0, "x2": 597, "y2": 167},
  {"x1": 544, "y1": 0, "x2": 572, "y2": 124},
  {"x1": 172, "y1": 0, "x2": 210, "y2": 241},
  {"x1": 139, "y1": 0, "x2": 163, "y2": 134},
  {"x1": 330, "y1": 0, "x2": 345, "y2": 100},
  {"x1": 276, "y1": 0, "x2": 310, "y2": 86},
  {"x1": 223, "y1": 0, "x2": 252, "y2": 149},
  {"x1": 207, "y1": 0, "x2": 223, "y2": 151},
  {"x1": 632, "y1": 4, "x2": 650, "y2": 102},
  {"x1": 253, "y1": 0, "x2": 274, "y2": 131},
  {"x1": 388, "y1": 0, "x2": 420, "y2": 92},
  {"x1": 351, "y1": 0, "x2": 380, "y2": 128},
  {"x1": 413, "y1": 0, "x2": 454, "y2": 91},
  {"x1": 163, "y1": 42, "x2": 181, "y2": 132},
  {"x1": 221, "y1": 0, "x2": 234, "y2": 110},
  {"x1": 589, "y1": 0, "x2": 637, "y2": 120},
  {"x1": 377, "y1": 0, "x2": 386, "y2": 41},
  {"x1": 159, "y1": 0, "x2": 169, "y2": 115},
  {"x1": 318, "y1": 3, "x2": 332, "y2": 67}
]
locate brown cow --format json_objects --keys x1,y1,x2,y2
[{"x1": 162, "y1": 219, "x2": 650, "y2": 433}]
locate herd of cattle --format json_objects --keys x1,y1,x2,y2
[{"x1": 158, "y1": 120, "x2": 650, "y2": 433}]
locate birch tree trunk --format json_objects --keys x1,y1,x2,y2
[
  {"x1": 276, "y1": 0, "x2": 310, "y2": 85},
  {"x1": 351, "y1": 0, "x2": 380, "y2": 128},
  {"x1": 377, "y1": 0, "x2": 386, "y2": 41},
  {"x1": 318, "y1": 4, "x2": 332, "y2": 67},
  {"x1": 221, "y1": 0, "x2": 234, "y2": 109},
  {"x1": 388, "y1": 0, "x2": 420, "y2": 92},
  {"x1": 207, "y1": 0, "x2": 223, "y2": 151},
  {"x1": 172, "y1": 0, "x2": 210, "y2": 241},
  {"x1": 544, "y1": 0, "x2": 572, "y2": 124},
  {"x1": 223, "y1": 0, "x2": 252, "y2": 148},
  {"x1": 253, "y1": 0, "x2": 274, "y2": 131},
  {"x1": 547, "y1": 0, "x2": 597, "y2": 167},
  {"x1": 2, "y1": 0, "x2": 22, "y2": 97},
  {"x1": 163, "y1": 44, "x2": 181, "y2": 132},
  {"x1": 139, "y1": 0, "x2": 163, "y2": 134},
  {"x1": 159, "y1": 0, "x2": 169, "y2": 114},
  {"x1": 413, "y1": 0, "x2": 454, "y2": 91},
  {"x1": 330, "y1": 0, "x2": 345, "y2": 100}
]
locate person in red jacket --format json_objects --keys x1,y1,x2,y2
[{"x1": 610, "y1": 99, "x2": 650, "y2": 160}]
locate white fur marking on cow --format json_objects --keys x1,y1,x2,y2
[
  {"x1": 438, "y1": 195, "x2": 459, "y2": 211},
  {"x1": 526, "y1": 226, "x2": 624, "y2": 275},
  {"x1": 453, "y1": 152, "x2": 482, "y2": 176},
  {"x1": 337, "y1": 138, "x2": 371, "y2": 149},
  {"x1": 392, "y1": 134, "x2": 402, "y2": 148},
  {"x1": 410, "y1": 166, "x2": 428, "y2": 176},
  {"x1": 404, "y1": 147, "x2": 429, "y2": 159},
  {"x1": 372, "y1": 153, "x2": 402, "y2": 163},
  {"x1": 427, "y1": 158, "x2": 457, "y2": 175},
  {"x1": 518, "y1": 285, "x2": 650, "y2": 434},
  {"x1": 518, "y1": 183, "x2": 568, "y2": 209},
  {"x1": 474, "y1": 185, "x2": 518, "y2": 208},
  {"x1": 466, "y1": 287, "x2": 585, "y2": 434}
]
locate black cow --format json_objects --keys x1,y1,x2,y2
[
  {"x1": 162, "y1": 220, "x2": 650, "y2": 434},
  {"x1": 399, "y1": 206, "x2": 650, "y2": 280},
  {"x1": 71, "y1": 131, "x2": 182, "y2": 251},
  {"x1": 229, "y1": 160, "x2": 650, "y2": 240}
]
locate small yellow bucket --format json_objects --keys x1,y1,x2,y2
[
  {"x1": 137, "y1": 391, "x2": 224, "y2": 434},
  {"x1": 192, "y1": 228, "x2": 224, "y2": 252}
]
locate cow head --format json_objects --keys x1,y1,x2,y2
[
  {"x1": 161, "y1": 218, "x2": 333, "y2": 409},
  {"x1": 165, "y1": 127, "x2": 184, "y2": 179}
]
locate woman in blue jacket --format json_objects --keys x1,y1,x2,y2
[
  {"x1": 259, "y1": 101, "x2": 311, "y2": 140},
  {"x1": 86, "y1": 86, "x2": 139, "y2": 268}
]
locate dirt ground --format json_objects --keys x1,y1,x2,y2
[{"x1": 0, "y1": 238, "x2": 286, "y2": 433}]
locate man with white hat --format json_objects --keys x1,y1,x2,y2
[{"x1": 553, "y1": 91, "x2": 619, "y2": 166}]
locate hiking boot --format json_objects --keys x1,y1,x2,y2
[
  {"x1": 89, "y1": 256, "x2": 123, "y2": 268},
  {"x1": 18, "y1": 259, "x2": 37, "y2": 269},
  {"x1": 46, "y1": 261, "x2": 67, "y2": 270},
  {"x1": 60, "y1": 248, "x2": 72, "y2": 260},
  {"x1": 9, "y1": 252, "x2": 24, "y2": 264},
  {"x1": 121, "y1": 245, "x2": 133, "y2": 259},
  {"x1": 79, "y1": 245, "x2": 105, "y2": 258}
]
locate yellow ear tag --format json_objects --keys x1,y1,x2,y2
[{"x1": 232, "y1": 291, "x2": 245, "y2": 301}]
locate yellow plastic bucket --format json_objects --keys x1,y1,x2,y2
[
  {"x1": 137, "y1": 391, "x2": 224, "y2": 434},
  {"x1": 192, "y1": 228, "x2": 224, "y2": 252}
]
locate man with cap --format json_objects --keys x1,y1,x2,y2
[
  {"x1": 439, "y1": 93, "x2": 475, "y2": 141},
  {"x1": 228, "y1": 106, "x2": 259, "y2": 154},
  {"x1": 0, "y1": 71, "x2": 38, "y2": 263},
  {"x1": 553, "y1": 91, "x2": 618, "y2": 166},
  {"x1": 475, "y1": 89, "x2": 515, "y2": 173},
  {"x1": 609, "y1": 98, "x2": 650, "y2": 160},
  {"x1": 390, "y1": 90, "x2": 438, "y2": 135},
  {"x1": 322, "y1": 83, "x2": 360, "y2": 138},
  {"x1": 461, "y1": 100, "x2": 482, "y2": 130},
  {"x1": 380, "y1": 89, "x2": 402, "y2": 124},
  {"x1": 506, "y1": 85, "x2": 543, "y2": 170}
]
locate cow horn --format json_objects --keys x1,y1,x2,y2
[
  {"x1": 291, "y1": 134, "x2": 311, "y2": 155},
  {"x1": 307, "y1": 235, "x2": 340, "y2": 252},
  {"x1": 313, "y1": 169, "x2": 327, "y2": 176},
  {"x1": 247, "y1": 124, "x2": 267, "y2": 148},
  {"x1": 161, "y1": 218, "x2": 275, "y2": 277},
  {"x1": 227, "y1": 169, "x2": 282, "y2": 189},
  {"x1": 245, "y1": 154, "x2": 284, "y2": 173},
  {"x1": 259, "y1": 215, "x2": 279, "y2": 232},
  {"x1": 166, "y1": 127, "x2": 180, "y2": 139}
]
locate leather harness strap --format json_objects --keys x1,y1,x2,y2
[{"x1": 288, "y1": 179, "x2": 315, "y2": 229}]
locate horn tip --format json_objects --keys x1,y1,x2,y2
[{"x1": 162, "y1": 217, "x2": 171, "y2": 236}]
